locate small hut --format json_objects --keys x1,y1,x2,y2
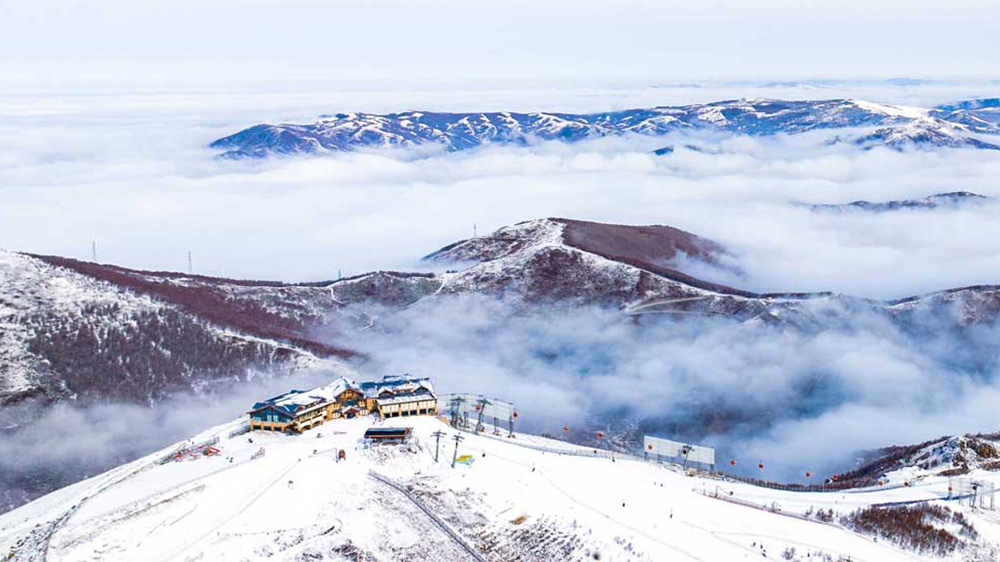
[{"x1": 363, "y1": 427, "x2": 412, "y2": 444}]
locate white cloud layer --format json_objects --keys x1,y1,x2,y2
[
  {"x1": 2, "y1": 85, "x2": 1000, "y2": 299},
  {"x1": 340, "y1": 295, "x2": 1000, "y2": 482},
  {"x1": 2, "y1": 81, "x2": 1000, "y2": 502}
]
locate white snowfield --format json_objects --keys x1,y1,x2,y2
[{"x1": 2, "y1": 416, "x2": 998, "y2": 561}]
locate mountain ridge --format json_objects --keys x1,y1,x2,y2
[
  {"x1": 5, "y1": 216, "x2": 1000, "y2": 410},
  {"x1": 805, "y1": 191, "x2": 991, "y2": 213},
  {"x1": 211, "y1": 98, "x2": 1000, "y2": 158},
  {"x1": 3, "y1": 217, "x2": 1000, "y2": 518}
]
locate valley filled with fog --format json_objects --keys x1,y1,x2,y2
[
  {"x1": 3, "y1": 79, "x2": 1000, "y2": 513},
  {"x1": 5, "y1": 1, "x2": 1000, "y2": 559}
]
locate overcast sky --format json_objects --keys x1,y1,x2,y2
[
  {"x1": 3, "y1": 0, "x2": 1000, "y2": 86},
  {"x1": 2, "y1": 0, "x2": 1000, "y2": 296}
]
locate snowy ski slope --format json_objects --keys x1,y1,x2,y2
[{"x1": 2, "y1": 415, "x2": 998, "y2": 561}]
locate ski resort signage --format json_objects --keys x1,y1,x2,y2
[{"x1": 643, "y1": 436, "x2": 715, "y2": 472}]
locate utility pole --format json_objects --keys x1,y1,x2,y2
[
  {"x1": 187, "y1": 251, "x2": 193, "y2": 274},
  {"x1": 473, "y1": 223, "x2": 477, "y2": 238},
  {"x1": 451, "y1": 434, "x2": 464, "y2": 468},
  {"x1": 432, "y1": 430, "x2": 445, "y2": 462},
  {"x1": 91, "y1": 241, "x2": 97, "y2": 262}
]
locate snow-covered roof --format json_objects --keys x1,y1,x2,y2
[
  {"x1": 375, "y1": 391, "x2": 436, "y2": 406},
  {"x1": 360, "y1": 374, "x2": 436, "y2": 398},
  {"x1": 252, "y1": 377, "x2": 361, "y2": 416},
  {"x1": 318, "y1": 377, "x2": 362, "y2": 399}
]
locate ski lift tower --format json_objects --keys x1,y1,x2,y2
[
  {"x1": 439, "y1": 393, "x2": 517, "y2": 435},
  {"x1": 475, "y1": 396, "x2": 491, "y2": 432},
  {"x1": 448, "y1": 395, "x2": 466, "y2": 428}
]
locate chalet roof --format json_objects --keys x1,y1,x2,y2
[
  {"x1": 251, "y1": 376, "x2": 362, "y2": 416},
  {"x1": 360, "y1": 374, "x2": 436, "y2": 398},
  {"x1": 375, "y1": 390, "x2": 436, "y2": 406},
  {"x1": 322, "y1": 377, "x2": 363, "y2": 399}
]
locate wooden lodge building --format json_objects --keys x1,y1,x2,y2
[
  {"x1": 249, "y1": 374, "x2": 438, "y2": 433},
  {"x1": 249, "y1": 377, "x2": 368, "y2": 433},
  {"x1": 360, "y1": 375, "x2": 438, "y2": 420}
]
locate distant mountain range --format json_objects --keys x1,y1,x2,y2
[
  {"x1": 211, "y1": 98, "x2": 1000, "y2": 158},
  {"x1": 806, "y1": 191, "x2": 991, "y2": 212}
]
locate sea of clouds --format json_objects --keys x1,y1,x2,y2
[
  {"x1": 3, "y1": 80, "x2": 1000, "y2": 299},
  {"x1": 340, "y1": 294, "x2": 1000, "y2": 483},
  {"x1": 2, "y1": 78, "x2": 1000, "y2": 510}
]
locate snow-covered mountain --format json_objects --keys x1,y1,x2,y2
[
  {"x1": 850, "y1": 120, "x2": 1000, "y2": 151},
  {"x1": 424, "y1": 218, "x2": 749, "y2": 303},
  {"x1": 421, "y1": 218, "x2": 1000, "y2": 329},
  {"x1": 0, "y1": 252, "x2": 359, "y2": 409},
  {"x1": 4, "y1": 218, "x2": 1000, "y2": 522},
  {"x1": 931, "y1": 98, "x2": 1000, "y2": 134},
  {"x1": 2, "y1": 415, "x2": 997, "y2": 561},
  {"x1": 210, "y1": 98, "x2": 1000, "y2": 158},
  {"x1": 806, "y1": 191, "x2": 991, "y2": 213},
  {"x1": 6, "y1": 218, "x2": 1000, "y2": 413},
  {"x1": 839, "y1": 433, "x2": 1000, "y2": 487},
  {"x1": 7, "y1": 218, "x2": 1000, "y2": 412}
]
